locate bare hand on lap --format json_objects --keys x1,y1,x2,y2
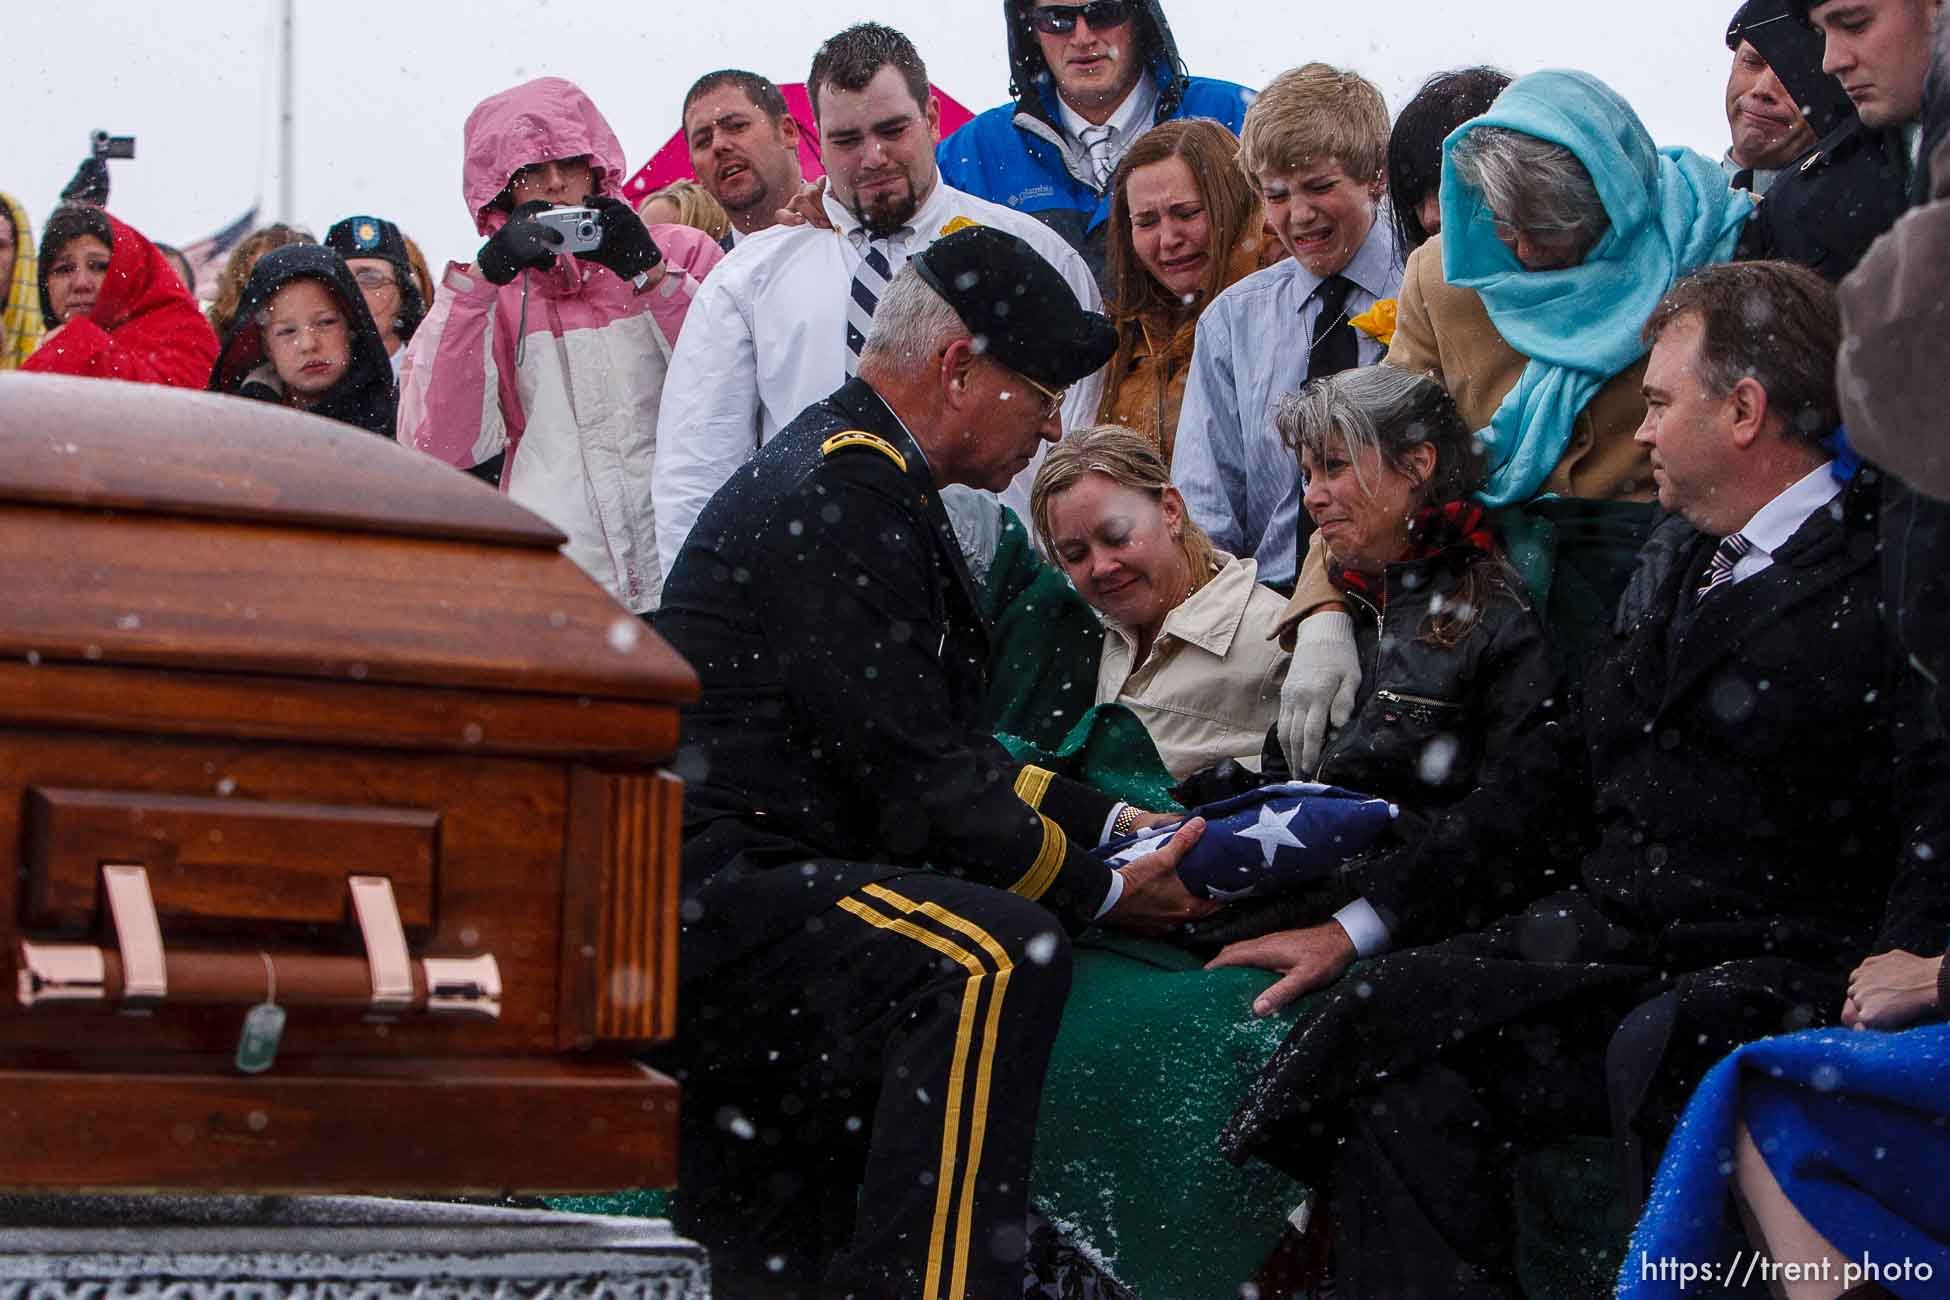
[
  {"x1": 1842, "y1": 949, "x2": 1944, "y2": 1030},
  {"x1": 1206, "y1": 922, "x2": 1357, "y2": 1017},
  {"x1": 1103, "y1": 818, "x2": 1217, "y2": 936}
]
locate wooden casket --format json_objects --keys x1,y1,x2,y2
[{"x1": 0, "y1": 375, "x2": 696, "y2": 1195}]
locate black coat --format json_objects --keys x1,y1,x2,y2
[
  {"x1": 1223, "y1": 472, "x2": 1950, "y2": 1166},
  {"x1": 658, "y1": 377, "x2": 1120, "y2": 982},
  {"x1": 1302, "y1": 555, "x2": 1555, "y2": 841},
  {"x1": 1735, "y1": 119, "x2": 1912, "y2": 281},
  {"x1": 208, "y1": 244, "x2": 398, "y2": 437},
  {"x1": 1727, "y1": 0, "x2": 1909, "y2": 282},
  {"x1": 1196, "y1": 551, "x2": 1562, "y2": 947}
]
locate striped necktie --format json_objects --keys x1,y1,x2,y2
[
  {"x1": 1079, "y1": 124, "x2": 1116, "y2": 188},
  {"x1": 1695, "y1": 532, "x2": 1754, "y2": 602},
  {"x1": 844, "y1": 237, "x2": 895, "y2": 376}
]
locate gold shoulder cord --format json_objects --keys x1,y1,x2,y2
[{"x1": 820, "y1": 430, "x2": 908, "y2": 473}]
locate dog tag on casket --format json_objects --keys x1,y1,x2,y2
[{"x1": 235, "y1": 1002, "x2": 287, "y2": 1074}]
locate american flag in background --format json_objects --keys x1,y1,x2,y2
[
  {"x1": 178, "y1": 206, "x2": 260, "y2": 300},
  {"x1": 1100, "y1": 783, "x2": 1399, "y2": 903}
]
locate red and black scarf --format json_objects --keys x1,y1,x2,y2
[{"x1": 1329, "y1": 501, "x2": 1498, "y2": 604}]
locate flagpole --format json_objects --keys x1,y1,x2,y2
[{"x1": 278, "y1": 0, "x2": 295, "y2": 223}]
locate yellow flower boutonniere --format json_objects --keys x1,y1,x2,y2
[
  {"x1": 939, "y1": 216, "x2": 983, "y2": 238},
  {"x1": 1348, "y1": 299, "x2": 1397, "y2": 349}
]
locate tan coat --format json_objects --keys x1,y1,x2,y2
[
  {"x1": 1100, "y1": 238, "x2": 1263, "y2": 464},
  {"x1": 1097, "y1": 553, "x2": 1290, "y2": 780},
  {"x1": 1101, "y1": 316, "x2": 1195, "y2": 465},
  {"x1": 1282, "y1": 234, "x2": 1657, "y2": 624}
]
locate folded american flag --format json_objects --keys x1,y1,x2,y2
[{"x1": 1099, "y1": 782, "x2": 1399, "y2": 902}]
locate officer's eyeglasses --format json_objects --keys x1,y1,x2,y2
[
  {"x1": 1012, "y1": 369, "x2": 1069, "y2": 421},
  {"x1": 1026, "y1": 0, "x2": 1133, "y2": 36}
]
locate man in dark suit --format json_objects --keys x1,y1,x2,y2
[
  {"x1": 655, "y1": 226, "x2": 1212, "y2": 1299},
  {"x1": 1215, "y1": 260, "x2": 1950, "y2": 1299}
]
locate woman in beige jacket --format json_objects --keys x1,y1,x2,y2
[{"x1": 1033, "y1": 424, "x2": 1290, "y2": 781}]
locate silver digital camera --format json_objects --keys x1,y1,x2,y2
[{"x1": 533, "y1": 206, "x2": 603, "y2": 255}]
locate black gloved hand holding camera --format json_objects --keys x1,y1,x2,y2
[
  {"x1": 578, "y1": 195, "x2": 663, "y2": 281},
  {"x1": 476, "y1": 200, "x2": 564, "y2": 286},
  {"x1": 61, "y1": 157, "x2": 112, "y2": 208}
]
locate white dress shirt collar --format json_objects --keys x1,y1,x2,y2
[
  {"x1": 1284, "y1": 214, "x2": 1402, "y2": 309},
  {"x1": 819, "y1": 175, "x2": 955, "y2": 246},
  {"x1": 1055, "y1": 77, "x2": 1159, "y2": 158},
  {"x1": 824, "y1": 176, "x2": 954, "y2": 254},
  {"x1": 1737, "y1": 462, "x2": 1842, "y2": 559}
]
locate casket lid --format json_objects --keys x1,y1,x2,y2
[
  {"x1": 0, "y1": 376, "x2": 696, "y2": 710},
  {"x1": 0, "y1": 375, "x2": 561, "y2": 546}
]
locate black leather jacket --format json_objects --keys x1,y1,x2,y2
[
  {"x1": 1268, "y1": 552, "x2": 1559, "y2": 841},
  {"x1": 1191, "y1": 551, "x2": 1560, "y2": 947}
]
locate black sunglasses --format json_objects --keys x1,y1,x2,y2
[{"x1": 1026, "y1": 1, "x2": 1133, "y2": 36}]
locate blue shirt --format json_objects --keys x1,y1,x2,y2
[{"x1": 1171, "y1": 220, "x2": 1403, "y2": 585}]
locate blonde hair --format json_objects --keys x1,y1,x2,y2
[
  {"x1": 1237, "y1": 63, "x2": 1391, "y2": 186},
  {"x1": 207, "y1": 224, "x2": 314, "y2": 340},
  {"x1": 638, "y1": 180, "x2": 731, "y2": 242},
  {"x1": 401, "y1": 234, "x2": 436, "y2": 309},
  {"x1": 1030, "y1": 424, "x2": 1220, "y2": 599}
]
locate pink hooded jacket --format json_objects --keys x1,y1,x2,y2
[{"x1": 398, "y1": 76, "x2": 723, "y2": 612}]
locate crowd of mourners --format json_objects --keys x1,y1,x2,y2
[{"x1": 7, "y1": 0, "x2": 1950, "y2": 1296}]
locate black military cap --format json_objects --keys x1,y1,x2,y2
[
  {"x1": 911, "y1": 225, "x2": 1117, "y2": 390},
  {"x1": 1727, "y1": 0, "x2": 1856, "y2": 138}
]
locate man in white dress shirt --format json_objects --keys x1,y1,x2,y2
[{"x1": 653, "y1": 21, "x2": 1104, "y2": 582}]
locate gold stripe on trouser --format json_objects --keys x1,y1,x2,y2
[
  {"x1": 863, "y1": 884, "x2": 1016, "y2": 1300},
  {"x1": 835, "y1": 886, "x2": 1015, "y2": 1300},
  {"x1": 1012, "y1": 765, "x2": 1055, "y2": 811},
  {"x1": 1006, "y1": 814, "x2": 1067, "y2": 902}
]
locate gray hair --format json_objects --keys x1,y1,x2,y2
[
  {"x1": 1274, "y1": 365, "x2": 1481, "y2": 507},
  {"x1": 1449, "y1": 125, "x2": 1610, "y2": 242},
  {"x1": 1278, "y1": 366, "x2": 1500, "y2": 648},
  {"x1": 859, "y1": 262, "x2": 969, "y2": 379}
]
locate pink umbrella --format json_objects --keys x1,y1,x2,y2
[{"x1": 623, "y1": 82, "x2": 977, "y2": 202}]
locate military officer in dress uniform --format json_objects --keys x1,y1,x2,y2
[{"x1": 656, "y1": 226, "x2": 1213, "y2": 1299}]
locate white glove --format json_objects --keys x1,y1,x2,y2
[{"x1": 1279, "y1": 610, "x2": 1361, "y2": 775}]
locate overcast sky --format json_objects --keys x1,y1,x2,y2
[{"x1": 11, "y1": 1, "x2": 1741, "y2": 269}]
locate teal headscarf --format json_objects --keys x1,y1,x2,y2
[{"x1": 1439, "y1": 70, "x2": 1756, "y2": 507}]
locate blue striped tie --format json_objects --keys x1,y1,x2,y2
[
  {"x1": 844, "y1": 238, "x2": 894, "y2": 376},
  {"x1": 1695, "y1": 532, "x2": 1754, "y2": 602}
]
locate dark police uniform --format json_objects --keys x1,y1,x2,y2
[
  {"x1": 1727, "y1": 0, "x2": 1912, "y2": 281},
  {"x1": 657, "y1": 374, "x2": 1122, "y2": 1299}
]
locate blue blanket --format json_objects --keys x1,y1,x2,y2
[{"x1": 1620, "y1": 1024, "x2": 1950, "y2": 1298}]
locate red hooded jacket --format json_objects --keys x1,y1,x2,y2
[{"x1": 22, "y1": 210, "x2": 219, "y2": 387}]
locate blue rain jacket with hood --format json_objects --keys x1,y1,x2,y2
[{"x1": 938, "y1": 0, "x2": 1253, "y2": 283}]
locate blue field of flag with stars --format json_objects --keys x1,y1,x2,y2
[{"x1": 1100, "y1": 782, "x2": 1399, "y2": 902}]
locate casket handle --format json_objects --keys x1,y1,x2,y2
[
  {"x1": 103, "y1": 863, "x2": 167, "y2": 1008},
  {"x1": 14, "y1": 867, "x2": 501, "y2": 1019}
]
